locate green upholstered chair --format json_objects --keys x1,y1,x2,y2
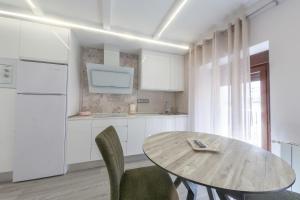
[
  {"x1": 245, "y1": 191, "x2": 300, "y2": 200},
  {"x1": 95, "y1": 126, "x2": 179, "y2": 200}
]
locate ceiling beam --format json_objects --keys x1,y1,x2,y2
[
  {"x1": 153, "y1": 0, "x2": 188, "y2": 39},
  {"x1": 102, "y1": 0, "x2": 111, "y2": 30}
]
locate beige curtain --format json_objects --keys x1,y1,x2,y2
[{"x1": 189, "y1": 17, "x2": 255, "y2": 144}]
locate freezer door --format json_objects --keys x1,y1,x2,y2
[
  {"x1": 13, "y1": 94, "x2": 66, "y2": 182},
  {"x1": 17, "y1": 61, "x2": 67, "y2": 94}
]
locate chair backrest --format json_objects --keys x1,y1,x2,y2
[{"x1": 95, "y1": 126, "x2": 124, "y2": 200}]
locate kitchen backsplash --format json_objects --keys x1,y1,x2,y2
[{"x1": 80, "y1": 47, "x2": 176, "y2": 114}]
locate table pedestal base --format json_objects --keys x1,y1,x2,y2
[
  {"x1": 174, "y1": 177, "x2": 215, "y2": 200},
  {"x1": 216, "y1": 189, "x2": 246, "y2": 200}
]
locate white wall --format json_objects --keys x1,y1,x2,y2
[
  {"x1": 249, "y1": 0, "x2": 300, "y2": 144},
  {"x1": 67, "y1": 31, "x2": 81, "y2": 116},
  {"x1": 0, "y1": 89, "x2": 16, "y2": 173}
]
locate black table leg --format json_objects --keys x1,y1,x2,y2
[
  {"x1": 207, "y1": 187, "x2": 214, "y2": 200},
  {"x1": 174, "y1": 178, "x2": 198, "y2": 200},
  {"x1": 174, "y1": 177, "x2": 182, "y2": 188},
  {"x1": 174, "y1": 177, "x2": 218, "y2": 200},
  {"x1": 216, "y1": 190, "x2": 231, "y2": 200},
  {"x1": 182, "y1": 180, "x2": 198, "y2": 200},
  {"x1": 216, "y1": 189, "x2": 246, "y2": 200}
]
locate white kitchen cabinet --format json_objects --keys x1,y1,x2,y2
[
  {"x1": 140, "y1": 50, "x2": 184, "y2": 91},
  {"x1": 66, "y1": 115, "x2": 187, "y2": 166},
  {"x1": 175, "y1": 116, "x2": 188, "y2": 131},
  {"x1": 127, "y1": 118, "x2": 146, "y2": 155},
  {"x1": 145, "y1": 117, "x2": 175, "y2": 137},
  {"x1": 0, "y1": 89, "x2": 16, "y2": 173},
  {"x1": 161, "y1": 117, "x2": 176, "y2": 131},
  {"x1": 140, "y1": 50, "x2": 170, "y2": 91},
  {"x1": 67, "y1": 120, "x2": 92, "y2": 164},
  {"x1": 170, "y1": 55, "x2": 184, "y2": 91},
  {"x1": 20, "y1": 21, "x2": 69, "y2": 64},
  {"x1": 0, "y1": 17, "x2": 20, "y2": 59},
  {"x1": 145, "y1": 118, "x2": 163, "y2": 137}
]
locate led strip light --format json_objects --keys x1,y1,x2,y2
[
  {"x1": 155, "y1": 0, "x2": 188, "y2": 39},
  {"x1": 0, "y1": 10, "x2": 189, "y2": 50}
]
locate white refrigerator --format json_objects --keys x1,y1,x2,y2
[{"x1": 13, "y1": 61, "x2": 67, "y2": 182}]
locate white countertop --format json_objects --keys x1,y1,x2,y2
[{"x1": 68, "y1": 113, "x2": 188, "y2": 121}]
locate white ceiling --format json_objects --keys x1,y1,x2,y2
[{"x1": 0, "y1": 0, "x2": 259, "y2": 54}]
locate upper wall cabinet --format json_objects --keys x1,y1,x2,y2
[
  {"x1": 170, "y1": 55, "x2": 184, "y2": 91},
  {"x1": 139, "y1": 50, "x2": 170, "y2": 91},
  {"x1": 139, "y1": 50, "x2": 184, "y2": 92},
  {"x1": 20, "y1": 21, "x2": 69, "y2": 64},
  {"x1": 0, "y1": 17, "x2": 20, "y2": 59}
]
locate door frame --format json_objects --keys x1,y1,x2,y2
[{"x1": 250, "y1": 50, "x2": 271, "y2": 150}]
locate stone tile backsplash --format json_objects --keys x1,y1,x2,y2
[{"x1": 80, "y1": 47, "x2": 176, "y2": 114}]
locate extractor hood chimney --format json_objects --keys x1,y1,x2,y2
[{"x1": 103, "y1": 45, "x2": 120, "y2": 66}]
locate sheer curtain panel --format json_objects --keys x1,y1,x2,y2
[{"x1": 188, "y1": 17, "x2": 254, "y2": 144}]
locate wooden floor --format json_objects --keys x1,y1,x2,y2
[{"x1": 0, "y1": 160, "x2": 211, "y2": 200}]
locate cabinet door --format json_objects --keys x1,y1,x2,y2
[
  {"x1": 127, "y1": 118, "x2": 146, "y2": 155},
  {"x1": 170, "y1": 55, "x2": 184, "y2": 91},
  {"x1": 175, "y1": 116, "x2": 188, "y2": 131},
  {"x1": 66, "y1": 120, "x2": 92, "y2": 164},
  {"x1": 140, "y1": 51, "x2": 170, "y2": 91},
  {"x1": 145, "y1": 118, "x2": 163, "y2": 137},
  {"x1": 161, "y1": 117, "x2": 176, "y2": 132},
  {"x1": 91, "y1": 126, "x2": 127, "y2": 161},
  {"x1": 0, "y1": 17, "x2": 19, "y2": 59},
  {"x1": 0, "y1": 89, "x2": 16, "y2": 173},
  {"x1": 145, "y1": 117, "x2": 175, "y2": 137},
  {"x1": 20, "y1": 21, "x2": 69, "y2": 64}
]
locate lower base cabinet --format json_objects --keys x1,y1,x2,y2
[
  {"x1": 66, "y1": 120, "x2": 92, "y2": 164},
  {"x1": 145, "y1": 117, "x2": 176, "y2": 137},
  {"x1": 66, "y1": 115, "x2": 188, "y2": 165},
  {"x1": 127, "y1": 118, "x2": 146, "y2": 156},
  {"x1": 175, "y1": 116, "x2": 188, "y2": 131}
]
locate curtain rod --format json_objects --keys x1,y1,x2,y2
[
  {"x1": 247, "y1": 0, "x2": 279, "y2": 18},
  {"x1": 195, "y1": 0, "x2": 279, "y2": 46}
]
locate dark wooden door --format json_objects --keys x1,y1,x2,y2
[{"x1": 250, "y1": 51, "x2": 270, "y2": 150}]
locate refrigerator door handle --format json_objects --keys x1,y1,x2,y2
[{"x1": 17, "y1": 93, "x2": 66, "y2": 96}]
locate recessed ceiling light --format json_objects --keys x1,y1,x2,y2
[{"x1": 0, "y1": 10, "x2": 189, "y2": 50}]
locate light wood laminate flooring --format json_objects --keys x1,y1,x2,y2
[{"x1": 0, "y1": 160, "x2": 211, "y2": 200}]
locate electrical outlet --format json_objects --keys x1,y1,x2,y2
[{"x1": 137, "y1": 98, "x2": 150, "y2": 103}]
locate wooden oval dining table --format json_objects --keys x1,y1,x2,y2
[{"x1": 143, "y1": 131, "x2": 296, "y2": 200}]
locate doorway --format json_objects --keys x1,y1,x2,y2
[{"x1": 250, "y1": 50, "x2": 270, "y2": 150}]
